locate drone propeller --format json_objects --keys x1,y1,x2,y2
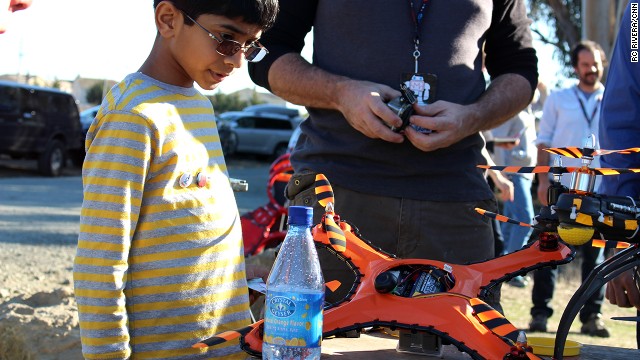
[
  {"x1": 591, "y1": 239, "x2": 631, "y2": 249},
  {"x1": 477, "y1": 164, "x2": 577, "y2": 175},
  {"x1": 475, "y1": 208, "x2": 631, "y2": 248},
  {"x1": 192, "y1": 322, "x2": 261, "y2": 348},
  {"x1": 544, "y1": 146, "x2": 640, "y2": 159},
  {"x1": 611, "y1": 316, "x2": 640, "y2": 322},
  {"x1": 475, "y1": 208, "x2": 534, "y2": 229},
  {"x1": 478, "y1": 164, "x2": 640, "y2": 176},
  {"x1": 315, "y1": 174, "x2": 346, "y2": 252}
]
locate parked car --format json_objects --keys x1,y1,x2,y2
[
  {"x1": 218, "y1": 109, "x2": 303, "y2": 159},
  {"x1": 0, "y1": 81, "x2": 84, "y2": 176},
  {"x1": 80, "y1": 105, "x2": 100, "y2": 137},
  {"x1": 243, "y1": 104, "x2": 301, "y2": 118}
]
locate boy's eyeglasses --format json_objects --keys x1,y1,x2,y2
[{"x1": 182, "y1": 12, "x2": 268, "y2": 63}]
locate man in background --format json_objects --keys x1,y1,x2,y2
[{"x1": 530, "y1": 40, "x2": 609, "y2": 337}]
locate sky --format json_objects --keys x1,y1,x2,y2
[{"x1": 0, "y1": 0, "x2": 564, "y2": 95}]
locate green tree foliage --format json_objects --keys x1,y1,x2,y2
[
  {"x1": 528, "y1": 0, "x2": 581, "y2": 78},
  {"x1": 208, "y1": 92, "x2": 265, "y2": 113},
  {"x1": 529, "y1": 0, "x2": 629, "y2": 81},
  {"x1": 86, "y1": 83, "x2": 104, "y2": 105},
  {"x1": 248, "y1": 89, "x2": 262, "y2": 106}
]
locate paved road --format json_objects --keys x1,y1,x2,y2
[{"x1": 0, "y1": 156, "x2": 272, "y2": 246}]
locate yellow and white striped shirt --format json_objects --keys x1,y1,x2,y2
[{"x1": 74, "y1": 72, "x2": 250, "y2": 360}]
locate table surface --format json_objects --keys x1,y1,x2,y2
[{"x1": 320, "y1": 332, "x2": 639, "y2": 359}]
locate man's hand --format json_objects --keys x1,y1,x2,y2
[
  {"x1": 491, "y1": 172, "x2": 514, "y2": 203},
  {"x1": 403, "y1": 100, "x2": 478, "y2": 152},
  {"x1": 537, "y1": 179, "x2": 550, "y2": 206},
  {"x1": 606, "y1": 269, "x2": 640, "y2": 310},
  {"x1": 335, "y1": 80, "x2": 405, "y2": 143}
]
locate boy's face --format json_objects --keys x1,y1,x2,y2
[
  {"x1": 171, "y1": 12, "x2": 264, "y2": 90},
  {"x1": 0, "y1": 0, "x2": 33, "y2": 34}
]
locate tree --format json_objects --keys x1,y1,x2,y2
[
  {"x1": 208, "y1": 92, "x2": 247, "y2": 113},
  {"x1": 86, "y1": 83, "x2": 104, "y2": 105},
  {"x1": 528, "y1": 0, "x2": 629, "y2": 79},
  {"x1": 52, "y1": 78, "x2": 62, "y2": 90},
  {"x1": 208, "y1": 91, "x2": 268, "y2": 114}
]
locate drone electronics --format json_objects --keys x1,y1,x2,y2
[
  {"x1": 479, "y1": 136, "x2": 640, "y2": 359},
  {"x1": 479, "y1": 135, "x2": 640, "y2": 246},
  {"x1": 194, "y1": 175, "x2": 576, "y2": 359}
]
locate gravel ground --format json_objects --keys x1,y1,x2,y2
[{"x1": 0, "y1": 157, "x2": 271, "y2": 359}]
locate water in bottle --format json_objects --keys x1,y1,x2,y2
[{"x1": 262, "y1": 206, "x2": 324, "y2": 360}]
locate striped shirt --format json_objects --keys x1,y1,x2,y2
[{"x1": 73, "y1": 72, "x2": 251, "y2": 360}]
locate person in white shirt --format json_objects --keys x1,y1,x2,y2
[{"x1": 529, "y1": 40, "x2": 610, "y2": 338}]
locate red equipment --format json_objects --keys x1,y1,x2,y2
[{"x1": 241, "y1": 153, "x2": 293, "y2": 256}]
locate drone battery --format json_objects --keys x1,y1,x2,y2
[
  {"x1": 396, "y1": 330, "x2": 443, "y2": 357},
  {"x1": 409, "y1": 271, "x2": 443, "y2": 297}
]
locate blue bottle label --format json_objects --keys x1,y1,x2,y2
[{"x1": 263, "y1": 290, "x2": 324, "y2": 348}]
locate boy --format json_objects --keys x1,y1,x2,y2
[{"x1": 73, "y1": 1, "x2": 278, "y2": 359}]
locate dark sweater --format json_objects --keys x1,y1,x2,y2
[{"x1": 249, "y1": 0, "x2": 538, "y2": 201}]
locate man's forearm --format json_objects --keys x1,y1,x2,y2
[
  {"x1": 472, "y1": 73, "x2": 534, "y2": 133},
  {"x1": 267, "y1": 53, "x2": 351, "y2": 110},
  {"x1": 537, "y1": 144, "x2": 551, "y2": 183}
]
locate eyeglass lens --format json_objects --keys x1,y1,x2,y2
[{"x1": 216, "y1": 40, "x2": 266, "y2": 62}]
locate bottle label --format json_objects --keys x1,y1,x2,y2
[{"x1": 263, "y1": 290, "x2": 324, "y2": 348}]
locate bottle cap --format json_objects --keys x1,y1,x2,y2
[{"x1": 288, "y1": 206, "x2": 313, "y2": 226}]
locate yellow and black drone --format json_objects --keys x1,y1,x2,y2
[
  {"x1": 480, "y1": 135, "x2": 640, "y2": 246},
  {"x1": 479, "y1": 136, "x2": 640, "y2": 359}
]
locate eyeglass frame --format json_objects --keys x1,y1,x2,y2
[{"x1": 181, "y1": 11, "x2": 269, "y2": 63}]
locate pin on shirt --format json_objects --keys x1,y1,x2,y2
[
  {"x1": 196, "y1": 172, "x2": 209, "y2": 188},
  {"x1": 179, "y1": 173, "x2": 193, "y2": 188}
]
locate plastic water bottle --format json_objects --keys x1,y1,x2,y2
[{"x1": 262, "y1": 206, "x2": 324, "y2": 360}]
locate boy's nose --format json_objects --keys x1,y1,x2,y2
[{"x1": 225, "y1": 51, "x2": 244, "y2": 69}]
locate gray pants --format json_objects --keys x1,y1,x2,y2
[{"x1": 286, "y1": 172, "x2": 499, "y2": 306}]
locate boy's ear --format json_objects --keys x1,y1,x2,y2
[{"x1": 155, "y1": 1, "x2": 180, "y2": 37}]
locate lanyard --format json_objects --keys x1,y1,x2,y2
[
  {"x1": 573, "y1": 87, "x2": 599, "y2": 127},
  {"x1": 408, "y1": 0, "x2": 429, "y2": 73}
]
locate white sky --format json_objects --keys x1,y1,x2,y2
[{"x1": 0, "y1": 0, "x2": 563, "y2": 95}]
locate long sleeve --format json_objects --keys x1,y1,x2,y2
[{"x1": 74, "y1": 111, "x2": 153, "y2": 359}]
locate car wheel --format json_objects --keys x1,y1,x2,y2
[
  {"x1": 222, "y1": 131, "x2": 238, "y2": 156},
  {"x1": 38, "y1": 139, "x2": 65, "y2": 177}
]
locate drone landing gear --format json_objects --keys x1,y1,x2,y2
[{"x1": 553, "y1": 244, "x2": 640, "y2": 359}]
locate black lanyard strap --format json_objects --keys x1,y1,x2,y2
[
  {"x1": 408, "y1": 0, "x2": 430, "y2": 45},
  {"x1": 408, "y1": 0, "x2": 430, "y2": 72},
  {"x1": 573, "y1": 88, "x2": 599, "y2": 127}
]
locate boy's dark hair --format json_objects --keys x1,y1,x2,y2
[
  {"x1": 154, "y1": 0, "x2": 279, "y2": 30},
  {"x1": 570, "y1": 40, "x2": 607, "y2": 68}
]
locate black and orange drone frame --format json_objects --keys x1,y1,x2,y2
[{"x1": 195, "y1": 174, "x2": 578, "y2": 359}]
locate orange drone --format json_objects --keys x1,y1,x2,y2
[
  {"x1": 194, "y1": 174, "x2": 576, "y2": 359},
  {"x1": 479, "y1": 137, "x2": 640, "y2": 359}
]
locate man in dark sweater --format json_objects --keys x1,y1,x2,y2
[{"x1": 249, "y1": 0, "x2": 538, "y2": 304}]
